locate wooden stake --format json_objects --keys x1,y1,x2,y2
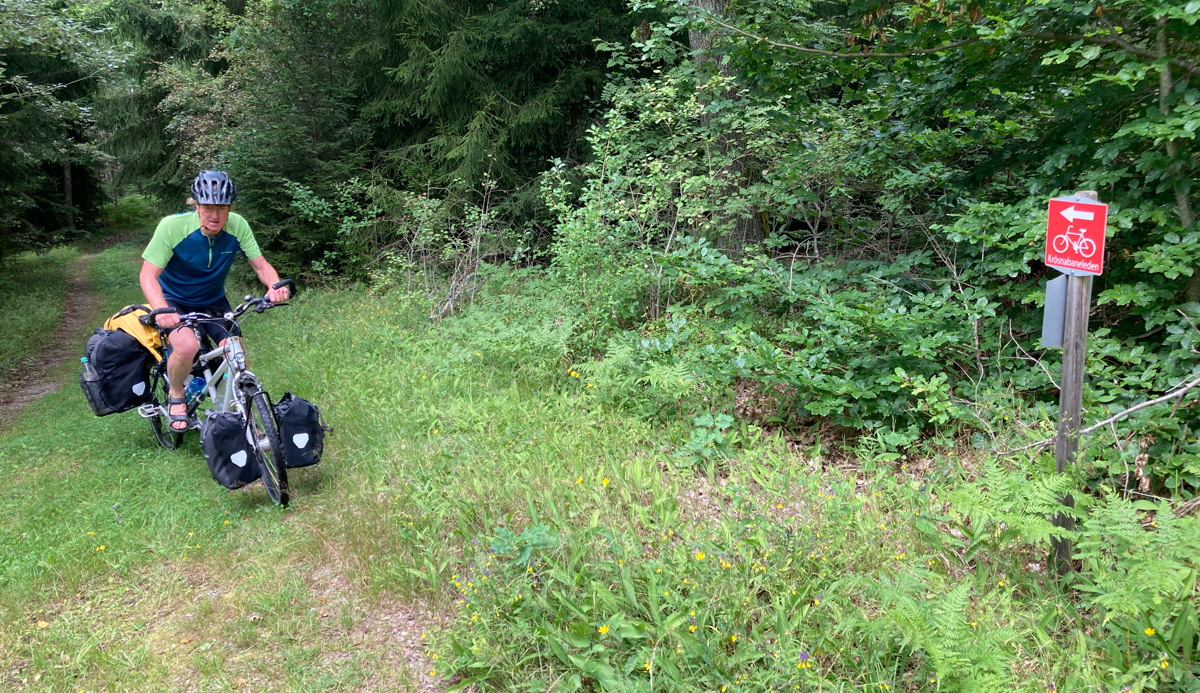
[{"x1": 1050, "y1": 190, "x2": 1098, "y2": 575}]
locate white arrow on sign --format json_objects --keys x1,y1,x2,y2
[{"x1": 1060, "y1": 205, "x2": 1095, "y2": 222}]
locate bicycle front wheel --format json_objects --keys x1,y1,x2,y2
[
  {"x1": 149, "y1": 370, "x2": 184, "y2": 451},
  {"x1": 248, "y1": 392, "x2": 289, "y2": 506}
]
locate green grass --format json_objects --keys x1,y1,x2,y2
[
  {"x1": 89, "y1": 235, "x2": 155, "y2": 321},
  {"x1": 0, "y1": 253, "x2": 1196, "y2": 691}
]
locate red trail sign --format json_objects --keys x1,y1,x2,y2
[{"x1": 1045, "y1": 198, "x2": 1107, "y2": 275}]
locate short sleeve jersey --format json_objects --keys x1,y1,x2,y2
[{"x1": 142, "y1": 211, "x2": 262, "y2": 306}]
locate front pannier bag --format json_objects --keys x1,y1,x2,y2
[
  {"x1": 273, "y1": 392, "x2": 329, "y2": 468},
  {"x1": 80, "y1": 328, "x2": 154, "y2": 416},
  {"x1": 200, "y1": 411, "x2": 260, "y2": 489}
]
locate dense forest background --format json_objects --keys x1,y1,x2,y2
[{"x1": 4, "y1": 0, "x2": 1199, "y2": 491}]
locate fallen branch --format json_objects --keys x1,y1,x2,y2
[
  {"x1": 1001, "y1": 371, "x2": 1200, "y2": 455},
  {"x1": 1176, "y1": 496, "x2": 1200, "y2": 518},
  {"x1": 1077, "y1": 372, "x2": 1200, "y2": 436}
]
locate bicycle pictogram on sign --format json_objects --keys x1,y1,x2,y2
[
  {"x1": 1051, "y1": 225, "x2": 1096, "y2": 258},
  {"x1": 1045, "y1": 198, "x2": 1107, "y2": 276}
]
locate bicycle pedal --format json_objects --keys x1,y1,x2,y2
[{"x1": 137, "y1": 404, "x2": 159, "y2": 419}]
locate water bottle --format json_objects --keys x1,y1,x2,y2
[
  {"x1": 185, "y1": 375, "x2": 207, "y2": 404},
  {"x1": 81, "y1": 357, "x2": 100, "y2": 382}
]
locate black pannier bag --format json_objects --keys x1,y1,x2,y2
[
  {"x1": 200, "y1": 411, "x2": 260, "y2": 489},
  {"x1": 273, "y1": 392, "x2": 329, "y2": 468},
  {"x1": 80, "y1": 328, "x2": 153, "y2": 416}
]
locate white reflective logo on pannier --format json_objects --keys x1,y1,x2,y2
[
  {"x1": 292, "y1": 433, "x2": 309, "y2": 449},
  {"x1": 231, "y1": 450, "x2": 248, "y2": 468},
  {"x1": 132, "y1": 382, "x2": 146, "y2": 396}
]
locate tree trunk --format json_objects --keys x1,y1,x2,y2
[
  {"x1": 1158, "y1": 21, "x2": 1199, "y2": 301},
  {"x1": 687, "y1": 0, "x2": 763, "y2": 251},
  {"x1": 62, "y1": 159, "x2": 75, "y2": 232},
  {"x1": 688, "y1": 0, "x2": 728, "y2": 71}
]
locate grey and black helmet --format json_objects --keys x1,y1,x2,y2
[{"x1": 191, "y1": 170, "x2": 236, "y2": 205}]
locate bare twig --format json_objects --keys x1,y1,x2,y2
[
  {"x1": 1026, "y1": 30, "x2": 1200, "y2": 78},
  {"x1": 707, "y1": 17, "x2": 982, "y2": 58},
  {"x1": 1010, "y1": 325, "x2": 1060, "y2": 390},
  {"x1": 704, "y1": 17, "x2": 1200, "y2": 77}
]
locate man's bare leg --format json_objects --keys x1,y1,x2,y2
[{"x1": 166, "y1": 327, "x2": 199, "y2": 430}]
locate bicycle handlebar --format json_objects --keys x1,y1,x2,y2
[
  {"x1": 140, "y1": 307, "x2": 177, "y2": 326},
  {"x1": 138, "y1": 279, "x2": 295, "y2": 330}
]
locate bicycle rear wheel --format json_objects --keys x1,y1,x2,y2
[
  {"x1": 248, "y1": 392, "x2": 288, "y2": 506},
  {"x1": 148, "y1": 370, "x2": 184, "y2": 450}
]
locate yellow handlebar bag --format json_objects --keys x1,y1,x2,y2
[{"x1": 104, "y1": 305, "x2": 165, "y2": 362}]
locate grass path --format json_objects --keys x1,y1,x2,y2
[{"x1": 0, "y1": 248, "x2": 81, "y2": 392}]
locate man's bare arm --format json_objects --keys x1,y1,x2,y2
[
  {"x1": 139, "y1": 260, "x2": 179, "y2": 328},
  {"x1": 140, "y1": 260, "x2": 168, "y2": 309},
  {"x1": 248, "y1": 255, "x2": 289, "y2": 302}
]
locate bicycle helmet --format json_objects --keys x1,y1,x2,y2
[{"x1": 191, "y1": 170, "x2": 236, "y2": 205}]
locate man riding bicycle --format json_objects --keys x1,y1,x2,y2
[{"x1": 139, "y1": 170, "x2": 289, "y2": 432}]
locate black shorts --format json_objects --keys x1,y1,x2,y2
[{"x1": 165, "y1": 297, "x2": 237, "y2": 346}]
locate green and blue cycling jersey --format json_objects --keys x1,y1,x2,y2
[{"x1": 141, "y1": 211, "x2": 262, "y2": 306}]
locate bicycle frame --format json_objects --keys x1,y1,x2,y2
[
  {"x1": 140, "y1": 297, "x2": 280, "y2": 426},
  {"x1": 192, "y1": 338, "x2": 258, "y2": 415},
  {"x1": 195, "y1": 343, "x2": 235, "y2": 413}
]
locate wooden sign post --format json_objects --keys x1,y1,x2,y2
[{"x1": 1044, "y1": 190, "x2": 1107, "y2": 575}]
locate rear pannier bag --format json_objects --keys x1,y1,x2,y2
[
  {"x1": 103, "y1": 305, "x2": 164, "y2": 360},
  {"x1": 80, "y1": 328, "x2": 154, "y2": 416},
  {"x1": 200, "y1": 411, "x2": 261, "y2": 489},
  {"x1": 273, "y1": 392, "x2": 329, "y2": 468}
]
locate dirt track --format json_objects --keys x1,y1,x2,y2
[{"x1": 0, "y1": 253, "x2": 105, "y2": 430}]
